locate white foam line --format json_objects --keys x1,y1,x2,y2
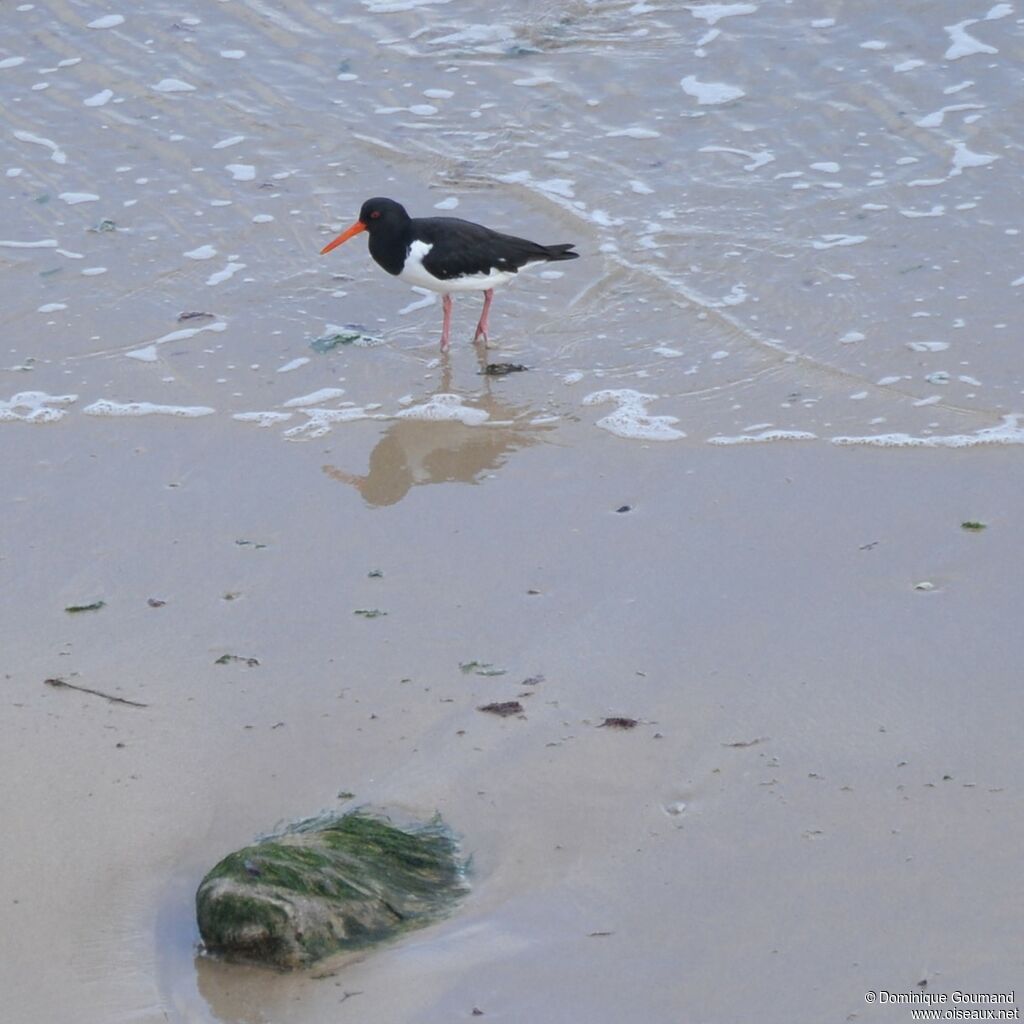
[
  {"x1": 233, "y1": 411, "x2": 294, "y2": 427},
  {"x1": 0, "y1": 238, "x2": 59, "y2": 248},
  {"x1": 12, "y1": 129, "x2": 67, "y2": 164},
  {"x1": 84, "y1": 400, "x2": 215, "y2": 418},
  {"x1": 832, "y1": 415, "x2": 1024, "y2": 448},
  {"x1": 151, "y1": 322, "x2": 228, "y2": 346},
  {"x1": 914, "y1": 103, "x2": 984, "y2": 128},
  {"x1": 206, "y1": 262, "x2": 245, "y2": 286},
  {"x1": 73, "y1": 320, "x2": 228, "y2": 362},
  {"x1": 708, "y1": 430, "x2": 817, "y2": 445}
]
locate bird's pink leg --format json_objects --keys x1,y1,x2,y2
[
  {"x1": 440, "y1": 293, "x2": 453, "y2": 353},
  {"x1": 473, "y1": 289, "x2": 494, "y2": 345}
]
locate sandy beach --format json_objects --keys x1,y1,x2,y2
[{"x1": 2, "y1": 2, "x2": 1022, "y2": 1022}]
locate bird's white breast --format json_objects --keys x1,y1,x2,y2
[{"x1": 397, "y1": 239, "x2": 521, "y2": 294}]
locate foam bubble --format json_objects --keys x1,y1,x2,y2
[
  {"x1": 949, "y1": 141, "x2": 998, "y2": 176},
  {"x1": 84, "y1": 400, "x2": 215, "y2": 418},
  {"x1": 152, "y1": 78, "x2": 197, "y2": 93},
  {"x1": 206, "y1": 262, "x2": 245, "y2": 286},
  {"x1": 284, "y1": 407, "x2": 372, "y2": 440},
  {"x1": 283, "y1": 388, "x2": 346, "y2": 408},
  {"x1": 87, "y1": 14, "x2": 125, "y2": 28},
  {"x1": 915, "y1": 103, "x2": 984, "y2": 128},
  {"x1": 813, "y1": 234, "x2": 867, "y2": 249},
  {"x1": 1, "y1": 238, "x2": 58, "y2": 248},
  {"x1": 0, "y1": 391, "x2": 77, "y2": 423},
  {"x1": 393, "y1": 394, "x2": 489, "y2": 426},
  {"x1": 143, "y1": 322, "x2": 227, "y2": 351},
  {"x1": 680, "y1": 75, "x2": 745, "y2": 105},
  {"x1": 225, "y1": 164, "x2": 255, "y2": 181},
  {"x1": 606, "y1": 127, "x2": 661, "y2": 139},
  {"x1": 944, "y1": 20, "x2": 998, "y2": 60},
  {"x1": 362, "y1": 0, "x2": 453, "y2": 11},
  {"x1": 684, "y1": 3, "x2": 758, "y2": 25},
  {"x1": 233, "y1": 411, "x2": 293, "y2": 427},
  {"x1": 13, "y1": 130, "x2": 66, "y2": 164},
  {"x1": 125, "y1": 345, "x2": 158, "y2": 362},
  {"x1": 583, "y1": 389, "x2": 685, "y2": 441},
  {"x1": 708, "y1": 430, "x2": 817, "y2": 445}
]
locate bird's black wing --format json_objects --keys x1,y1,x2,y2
[{"x1": 414, "y1": 217, "x2": 577, "y2": 280}]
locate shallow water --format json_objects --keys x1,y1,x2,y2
[
  {"x1": 3, "y1": 3, "x2": 1023, "y2": 1023},
  {"x1": 4, "y1": 0, "x2": 1022, "y2": 449}
]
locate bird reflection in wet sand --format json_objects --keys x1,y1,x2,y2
[{"x1": 322, "y1": 355, "x2": 554, "y2": 508}]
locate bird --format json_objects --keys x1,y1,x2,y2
[{"x1": 319, "y1": 197, "x2": 579, "y2": 352}]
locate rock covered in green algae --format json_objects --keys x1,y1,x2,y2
[{"x1": 196, "y1": 810, "x2": 466, "y2": 969}]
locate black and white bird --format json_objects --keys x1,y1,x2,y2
[{"x1": 319, "y1": 197, "x2": 579, "y2": 352}]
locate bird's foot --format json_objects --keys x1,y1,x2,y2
[{"x1": 472, "y1": 326, "x2": 489, "y2": 346}]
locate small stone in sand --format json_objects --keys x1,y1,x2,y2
[
  {"x1": 215, "y1": 654, "x2": 260, "y2": 666},
  {"x1": 481, "y1": 363, "x2": 528, "y2": 376},
  {"x1": 477, "y1": 701, "x2": 524, "y2": 717}
]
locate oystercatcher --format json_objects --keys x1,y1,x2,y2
[{"x1": 320, "y1": 197, "x2": 579, "y2": 352}]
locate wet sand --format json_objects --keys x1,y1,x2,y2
[{"x1": 2, "y1": 2, "x2": 1023, "y2": 1022}]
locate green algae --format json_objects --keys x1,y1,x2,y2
[
  {"x1": 196, "y1": 810, "x2": 466, "y2": 969},
  {"x1": 311, "y1": 329, "x2": 383, "y2": 352}
]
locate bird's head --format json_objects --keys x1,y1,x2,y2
[{"x1": 320, "y1": 197, "x2": 410, "y2": 254}]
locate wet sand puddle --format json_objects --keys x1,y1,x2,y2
[{"x1": 2, "y1": 2, "x2": 1023, "y2": 1023}]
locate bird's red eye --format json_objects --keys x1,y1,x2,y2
[{"x1": 370, "y1": 210, "x2": 381, "y2": 219}]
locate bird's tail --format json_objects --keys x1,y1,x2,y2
[{"x1": 542, "y1": 243, "x2": 579, "y2": 261}]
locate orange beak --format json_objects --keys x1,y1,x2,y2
[{"x1": 320, "y1": 220, "x2": 366, "y2": 255}]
